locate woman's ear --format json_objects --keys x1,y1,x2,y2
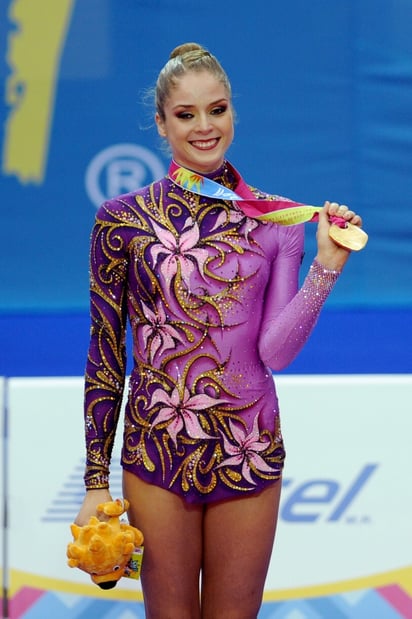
[{"x1": 155, "y1": 113, "x2": 167, "y2": 138}]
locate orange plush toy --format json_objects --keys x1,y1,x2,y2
[{"x1": 67, "y1": 499, "x2": 144, "y2": 589}]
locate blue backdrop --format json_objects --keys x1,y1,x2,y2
[{"x1": 1, "y1": 0, "x2": 411, "y2": 375}]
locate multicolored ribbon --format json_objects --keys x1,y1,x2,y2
[{"x1": 169, "y1": 159, "x2": 345, "y2": 228}]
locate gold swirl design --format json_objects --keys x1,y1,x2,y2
[{"x1": 85, "y1": 179, "x2": 284, "y2": 496}]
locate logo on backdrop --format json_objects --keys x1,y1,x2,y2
[
  {"x1": 85, "y1": 143, "x2": 166, "y2": 208},
  {"x1": 2, "y1": 0, "x2": 74, "y2": 184}
]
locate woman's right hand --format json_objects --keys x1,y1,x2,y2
[
  {"x1": 315, "y1": 201, "x2": 363, "y2": 271},
  {"x1": 74, "y1": 488, "x2": 113, "y2": 526}
]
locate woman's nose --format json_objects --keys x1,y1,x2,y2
[{"x1": 196, "y1": 113, "x2": 212, "y2": 132}]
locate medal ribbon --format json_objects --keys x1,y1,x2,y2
[{"x1": 169, "y1": 160, "x2": 347, "y2": 228}]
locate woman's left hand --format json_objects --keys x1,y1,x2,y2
[{"x1": 315, "y1": 201, "x2": 363, "y2": 271}]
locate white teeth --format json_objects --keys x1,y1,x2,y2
[{"x1": 191, "y1": 139, "x2": 217, "y2": 149}]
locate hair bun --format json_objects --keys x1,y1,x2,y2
[{"x1": 169, "y1": 42, "x2": 207, "y2": 60}]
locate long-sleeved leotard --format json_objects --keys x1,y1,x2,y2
[{"x1": 84, "y1": 161, "x2": 339, "y2": 503}]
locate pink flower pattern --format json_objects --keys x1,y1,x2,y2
[
  {"x1": 148, "y1": 385, "x2": 227, "y2": 447},
  {"x1": 216, "y1": 414, "x2": 277, "y2": 485},
  {"x1": 141, "y1": 301, "x2": 184, "y2": 361},
  {"x1": 211, "y1": 208, "x2": 259, "y2": 241},
  {"x1": 150, "y1": 218, "x2": 210, "y2": 291}
]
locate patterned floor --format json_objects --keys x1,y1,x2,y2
[{"x1": 4, "y1": 582, "x2": 412, "y2": 619}]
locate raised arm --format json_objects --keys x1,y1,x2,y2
[{"x1": 258, "y1": 202, "x2": 362, "y2": 370}]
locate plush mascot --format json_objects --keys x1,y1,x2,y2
[{"x1": 67, "y1": 498, "x2": 144, "y2": 589}]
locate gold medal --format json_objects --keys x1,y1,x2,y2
[{"x1": 329, "y1": 222, "x2": 368, "y2": 251}]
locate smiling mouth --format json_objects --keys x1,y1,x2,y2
[{"x1": 190, "y1": 138, "x2": 219, "y2": 150}]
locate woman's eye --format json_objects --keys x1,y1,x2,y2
[
  {"x1": 211, "y1": 106, "x2": 227, "y2": 115},
  {"x1": 176, "y1": 112, "x2": 193, "y2": 119}
]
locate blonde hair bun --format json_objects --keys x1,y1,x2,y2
[{"x1": 169, "y1": 42, "x2": 207, "y2": 60}]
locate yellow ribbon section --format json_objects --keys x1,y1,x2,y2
[
  {"x1": 172, "y1": 167, "x2": 204, "y2": 193},
  {"x1": 256, "y1": 205, "x2": 320, "y2": 225}
]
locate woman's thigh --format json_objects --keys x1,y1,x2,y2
[
  {"x1": 123, "y1": 471, "x2": 203, "y2": 619},
  {"x1": 201, "y1": 481, "x2": 282, "y2": 619}
]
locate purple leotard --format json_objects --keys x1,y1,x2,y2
[{"x1": 84, "y1": 162, "x2": 339, "y2": 503}]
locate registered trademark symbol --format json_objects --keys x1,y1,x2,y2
[{"x1": 85, "y1": 143, "x2": 166, "y2": 208}]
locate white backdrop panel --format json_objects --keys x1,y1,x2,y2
[{"x1": 6, "y1": 375, "x2": 412, "y2": 596}]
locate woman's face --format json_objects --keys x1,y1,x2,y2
[{"x1": 156, "y1": 70, "x2": 234, "y2": 174}]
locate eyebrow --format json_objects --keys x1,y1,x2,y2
[{"x1": 172, "y1": 98, "x2": 229, "y2": 111}]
